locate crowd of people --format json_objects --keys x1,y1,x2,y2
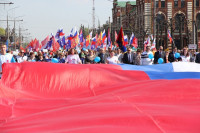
[{"x1": 1, "y1": 43, "x2": 200, "y2": 76}]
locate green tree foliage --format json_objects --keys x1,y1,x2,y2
[{"x1": 0, "y1": 27, "x2": 6, "y2": 36}]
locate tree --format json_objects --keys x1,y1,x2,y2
[{"x1": 0, "y1": 27, "x2": 5, "y2": 36}]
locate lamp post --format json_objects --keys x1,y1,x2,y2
[
  {"x1": 14, "y1": 16, "x2": 23, "y2": 50},
  {"x1": 6, "y1": 6, "x2": 20, "y2": 47}
]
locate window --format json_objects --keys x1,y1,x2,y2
[
  {"x1": 197, "y1": 0, "x2": 199, "y2": 7},
  {"x1": 175, "y1": 14, "x2": 185, "y2": 31},
  {"x1": 174, "y1": 0, "x2": 178, "y2": 7},
  {"x1": 197, "y1": 14, "x2": 200, "y2": 30},
  {"x1": 161, "y1": 0, "x2": 165, "y2": 8},
  {"x1": 181, "y1": 0, "x2": 185, "y2": 8},
  {"x1": 156, "y1": 1, "x2": 159, "y2": 8}
]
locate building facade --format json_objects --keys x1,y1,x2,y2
[
  {"x1": 136, "y1": 0, "x2": 200, "y2": 50},
  {"x1": 112, "y1": 0, "x2": 137, "y2": 41}
]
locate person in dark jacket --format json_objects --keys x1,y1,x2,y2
[
  {"x1": 195, "y1": 50, "x2": 200, "y2": 63},
  {"x1": 122, "y1": 47, "x2": 135, "y2": 64},
  {"x1": 154, "y1": 46, "x2": 165, "y2": 64},
  {"x1": 168, "y1": 47, "x2": 177, "y2": 62},
  {"x1": 98, "y1": 48, "x2": 106, "y2": 64}
]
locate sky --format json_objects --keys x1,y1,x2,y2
[{"x1": 0, "y1": 0, "x2": 129, "y2": 42}]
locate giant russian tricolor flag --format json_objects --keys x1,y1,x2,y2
[{"x1": 0, "y1": 62, "x2": 200, "y2": 133}]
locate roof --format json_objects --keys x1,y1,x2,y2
[{"x1": 116, "y1": 1, "x2": 136, "y2": 7}]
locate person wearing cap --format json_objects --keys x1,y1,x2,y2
[{"x1": 16, "y1": 49, "x2": 28, "y2": 63}]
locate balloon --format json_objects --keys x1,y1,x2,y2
[
  {"x1": 51, "y1": 58, "x2": 59, "y2": 63},
  {"x1": 175, "y1": 53, "x2": 180, "y2": 59},
  {"x1": 82, "y1": 48, "x2": 87, "y2": 51},
  {"x1": 94, "y1": 57, "x2": 101, "y2": 63},
  {"x1": 77, "y1": 49, "x2": 81, "y2": 54},
  {"x1": 158, "y1": 58, "x2": 164, "y2": 64},
  {"x1": 148, "y1": 53, "x2": 154, "y2": 59}
]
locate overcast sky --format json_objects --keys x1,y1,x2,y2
[{"x1": 0, "y1": 0, "x2": 130, "y2": 41}]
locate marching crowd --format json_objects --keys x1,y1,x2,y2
[
  {"x1": 1, "y1": 43, "x2": 200, "y2": 76},
  {"x1": 2, "y1": 44, "x2": 200, "y2": 64}
]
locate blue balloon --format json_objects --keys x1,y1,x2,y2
[
  {"x1": 82, "y1": 48, "x2": 87, "y2": 51},
  {"x1": 158, "y1": 58, "x2": 164, "y2": 64},
  {"x1": 175, "y1": 53, "x2": 180, "y2": 59},
  {"x1": 94, "y1": 57, "x2": 101, "y2": 63},
  {"x1": 51, "y1": 58, "x2": 59, "y2": 63},
  {"x1": 148, "y1": 53, "x2": 154, "y2": 59}
]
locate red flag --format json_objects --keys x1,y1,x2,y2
[
  {"x1": 26, "y1": 39, "x2": 33, "y2": 49},
  {"x1": 86, "y1": 35, "x2": 90, "y2": 47},
  {"x1": 52, "y1": 37, "x2": 60, "y2": 52},
  {"x1": 20, "y1": 45, "x2": 25, "y2": 51},
  {"x1": 116, "y1": 27, "x2": 125, "y2": 48},
  {"x1": 35, "y1": 40, "x2": 40, "y2": 52},
  {"x1": 32, "y1": 39, "x2": 38, "y2": 50},
  {"x1": 41, "y1": 36, "x2": 50, "y2": 50},
  {"x1": 132, "y1": 38, "x2": 138, "y2": 48}
]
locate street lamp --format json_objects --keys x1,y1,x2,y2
[
  {"x1": 6, "y1": 6, "x2": 20, "y2": 46},
  {"x1": 14, "y1": 16, "x2": 24, "y2": 50}
]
